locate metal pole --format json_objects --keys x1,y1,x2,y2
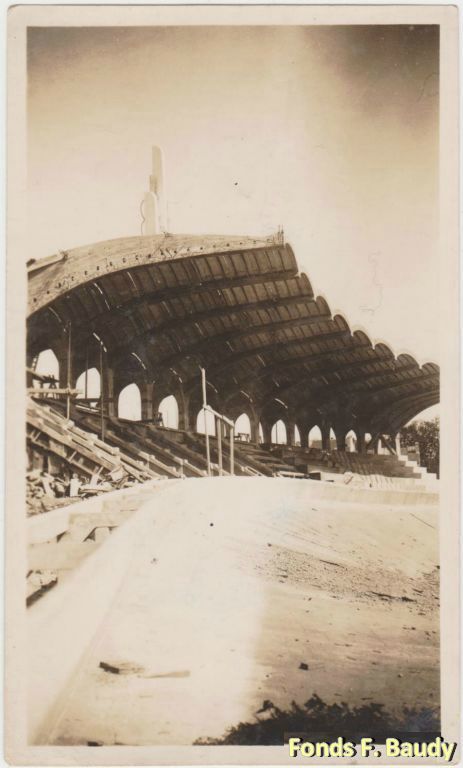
[
  {"x1": 100, "y1": 342, "x2": 105, "y2": 442},
  {"x1": 201, "y1": 368, "x2": 211, "y2": 476},
  {"x1": 66, "y1": 321, "x2": 72, "y2": 420},
  {"x1": 217, "y1": 417, "x2": 223, "y2": 476},
  {"x1": 84, "y1": 346, "x2": 89, "y2": 400},
  {"x1": 230, "y1": 424, "x2": 235, "y2": 475}
]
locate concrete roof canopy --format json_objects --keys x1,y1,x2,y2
[{"x1": 27, "y1": 232, "x2": 439, "y2": 433}]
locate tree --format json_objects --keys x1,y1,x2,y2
[{"x1": 401, "y1": 417, "x2": 439, "y2": 477}]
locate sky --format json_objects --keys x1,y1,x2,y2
[{"x1": 28, "y1": 24, "x2": 440, "y2": 390}]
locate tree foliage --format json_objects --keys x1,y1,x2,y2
[
  {"x1": 194, "y1": 695, "x2": 439, "y2": 745},
  {"x1": 401, "y1": 417, "x2": 439, "y2": 477}
]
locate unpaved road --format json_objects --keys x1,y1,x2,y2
[{"x1": 39, "y1": 477, "x2": 439, "y2": 746}]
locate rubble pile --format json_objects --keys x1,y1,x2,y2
[{"x1": 26, "y1": 465, "x2": 136, "y2": 516}]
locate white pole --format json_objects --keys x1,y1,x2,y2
[
  {"x1": 201, "y1": 368, "x2": 211, "y2": 476},
  {"x1": 230, "y1": 425, "x2": 235, "y2": 475},
  {"x1": 217, "y1": 417, "x2": 223, "y2": 476}
]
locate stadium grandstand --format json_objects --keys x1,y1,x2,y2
[
  {"x1": 27, "y1": 230, "x2": 439, "y2": 498},
  {"x1": 26, "y1": 229, "x2": 440, "y2": 746}
]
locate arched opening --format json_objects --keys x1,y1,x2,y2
[
  {"x1": 271, "y1": 419, "x2": 287, "y2": 445},
  {"x1": 118, "y1": 383, "x2": 142, "y2": 421},
  {"x1": 345, "y1": 429, "x2": 357, "y2": 453},
  {"x1": 258, "y1": 423, "x2": 264, "y2": 444},
  {"x1": 365, "y1": 432, "x2": 373, "y2": 451},
  {"x1": 329, "y1": 427, "x2": 336, "y2": 449},
  {"x1": 33, "y1": 349, "x2": 59, "y2": 388},
  {"x1": 308, "y1": 425, "x2": 322, "y2": 448},
  {"x1": 404, "y1": 404, "x2": 440, "y2": 425},
  {"x1": 196, "y1": 408, "x2": 216, "y2": 436},
  {"x1": 158, "y1": 395, "x2": 179, "y2": 429},
  {"x1": 235, "y1": 413, "x2": 251, "y2": 442},
  {"x1": 294, "y1": 425, "x2": 301, "y2": 447},
  {"x1": 75, "y1": 367, "x2": 100, "y2": 400}
]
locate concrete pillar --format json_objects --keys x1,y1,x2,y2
[
  {"x1": 335, "y1": 428, "x2": 346, "y2": 452},
  {"x1": 261, "y1": 420, "x2": 272, "y2": 445},
  {"x1": 187, "y1": 395, "x2": 203, "y2": 434},
  {"x1": 298, "y1": 424, "x2": 309, "y2": 449},
  {"x1": 140, "y1": 381, "x2": 154, "y2": 421},
  {"x1": 56, "y1": 345, "x2": 70, "y2": 389},
  {"x1": 249, "y1": 412, "x2": 260, "y2": 446},
  {"x1": 26, "y1": 350, "x2": 36, "y2": 388},
  {"x1": 104, "y1": 365, "x2": 116, "y2": 417},
  {"x1": 357, "y1": 430, "x2": 366, "y2": 454},
  {"x1": 321, "y1": 425, "x2": 331, "y2": 451},
  {"x1": 177, "y1": 388, "x2": 191, "y2": 431},
  {"x1": 287, "y1": 420, "x2": 296, "y2": 447}
]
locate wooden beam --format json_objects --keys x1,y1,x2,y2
[
  {"x1": 28, "y1": 387, "x2": 80, "y2": 396},
  {"x1": 116, "y1": 312, "x2": 336, "y2": 370},
  {"x1": 105, "y1": 293, "x2": 322, "y2": 360},
  {"x1": 366, "y1": 391, "x2": 440, "y2": 434},
  {"x1": 90, "y1": 271, "x2": 312, "y2": 325},
  {"x1": 257, "y1": 360, "x2": 423, "y2": 411},
  {"x1": 218, "y1": 345, "x2": 387, "y2": 391},
  {"x1": 181, "y1": 329, "x2": 355, "y2": 389}
]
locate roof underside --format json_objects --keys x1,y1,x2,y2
[{"x1": 27, "y1": 233, "x2": 439, "y2": 431}]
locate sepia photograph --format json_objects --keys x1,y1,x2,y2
[{"x1": 5, "y1": 4, "x2": 459, "y2": 765}]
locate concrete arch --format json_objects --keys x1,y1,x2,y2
[
  {"x1": 196, "y1": 408, "x2": 216, "y2": 437},
  {"x1": 345, "y1": 429, "x2": 357, "y2": 453},
  {"x1": 118, "y1": 383, "x2": 142, "y2": 421},
  {"x1": 235, "y1": 413, "x2": 251, "y2": 440},
  {"x1": 271, "y1": 419, "x2": 287, "y2": 445},
  {"x1": 27, "y1": 235, "x2": 439, "y2": 432},
  {"x1": 32, "y1": 349, "x2": 60, "y2": 388},
  {"x1": 309, "y1": 425, "x2": 322, "y2": 448},
  {"x1": 158, "y1": 395, "x2": 179, "y2": 429},
  {"x1": 75, "y1": 367, "x2": 100, "y2": 400}
]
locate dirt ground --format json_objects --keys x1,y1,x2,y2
[{"x1": 36, "y1": 476, "x2": 439, "y2": 746}]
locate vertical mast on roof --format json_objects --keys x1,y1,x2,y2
[{"x1": 141, "y1": 146, "x2": 166, "y2": 235}]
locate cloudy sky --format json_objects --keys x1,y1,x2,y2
[{"x1": 28, "y1": 24, "x2": 439, "y2": 377}]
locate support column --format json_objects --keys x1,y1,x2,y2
[
  {"x1": 216, "y1": 417, "x2": 223, "y2": 475},
  {"x1": 53, "y1": 328, "x2": 76, "y2": 419},
  {"x1": 26, "y1": 350, "x2": 36, "y2": 388},
  {"x1": 335, "y1": 428, "x2": 346, "y2": 452},
  {"x1": 178, "y1": 388, "x2": 191, "y2": 432},
  {"x1": 55, "y1": 340, "x2": 73, "y2": 390},
  {"x1": 249, "y1": 412, "x2": 260, "y2": 446},
  {"x1": 261, "y1": 420, "x2": 272, "y2": 445},
  {"x1": 356, "y1": 430, "x2": 366, "y2": 454},
  {"x1": 298, "y1": 424, "x2": 309, "y2": 449},
  {"x1": 140, "y1": 381, "x2": 154, "y2": 421},
  {"x1": 104, "y1": 364, "x2": 116, "y2": 417},
  {"x1": 321, "y1": 424, "x2": 331, "y2": 451},
  {"x1": 287, "y1": 420, "x2": 296, "y2": 447}
]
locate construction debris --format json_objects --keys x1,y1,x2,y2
[
  {"x1": 26, "y1": 569, "x2": 58, "y2": 606},
  {"x1": 26, "y1": 464, "x2": 135, "y2": 516}
]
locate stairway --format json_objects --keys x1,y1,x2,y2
[
  {"x1": 27, "y1": 399, "x2": 159, "y2": 483},
  {"x1": 396, "y1": 453, "x2": 439, "y2": 491},
  {"x1": 30, "y1": 398, "x2": 437, "y2": 489}
]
